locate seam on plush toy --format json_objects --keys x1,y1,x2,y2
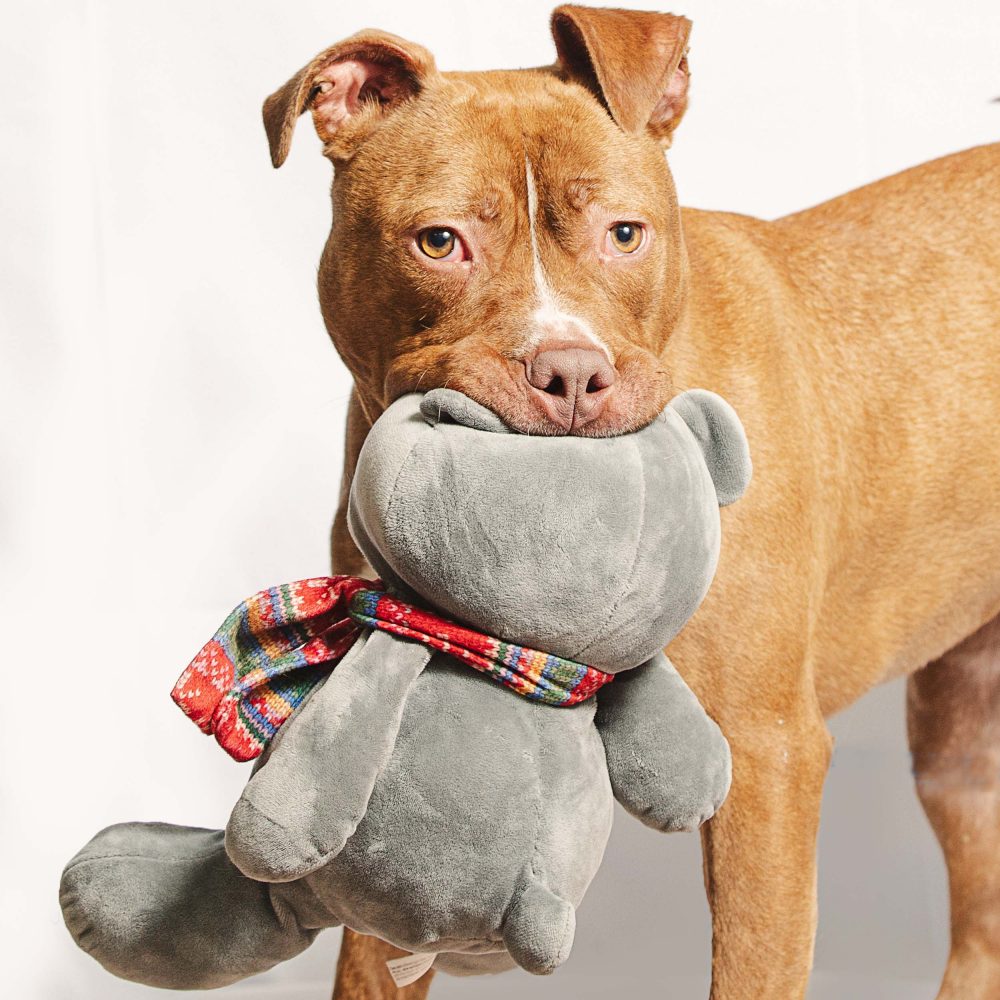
[
  {"x1": 554, "y1": 898, "x2": 574, "y2": 970},
  {"x1": 498, "y1": 707, "x2": 545, "y2": 944},
  {"x1": 59, "y1": 893, "x2": 99, "y2": 955},
  {"x1": 570, "y1": 436, "x2": 645, "y2": 662},
  {"x1": 267, "y1": 882, "x2": 312, "y2": 937},
  {"x1": 497, "y1": 881, "x2": 523, "y2": 950},
  {"x1": 528, "y1": 702, "x2": 546, "y2": 883},
  {"x1": 63, "y1": 850, "x2": 225, "y2": 868}
]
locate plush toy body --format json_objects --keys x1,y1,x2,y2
[{"x1": 60, "y1": 389, "x2": 751, "y2": 988}]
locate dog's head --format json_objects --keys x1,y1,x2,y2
[{"x1": 265, "y1": 5, "x2": 692, "y2": 436}]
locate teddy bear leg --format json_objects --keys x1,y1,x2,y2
[
  {"x1": 59, "y1": 821, "x2": 318, "y2": 989},
  {"x1": 501, "y1": 877, "x2": 575, "y2": 975}
]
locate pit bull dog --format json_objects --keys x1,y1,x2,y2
[{"x1": 261, "y1": 6, "x2": 1000, "y2": 998}]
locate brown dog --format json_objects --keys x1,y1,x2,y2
[{"x1": 261, "y1": 6, "x2": 1000, "y2": 998}]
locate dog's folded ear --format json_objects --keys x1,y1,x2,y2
[
  {"x1": 551, "y1": 5, "x2": 692, "y2": 146},
  {"x1": 263, "y1": 30, "x2": 438, "y2": 167}
]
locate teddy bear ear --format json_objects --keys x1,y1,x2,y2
[
  {"x1": 669, "y1": 389, "x2": 752, "y2": 506},
  {"x1": 419, "y1": 388, "x2": 510, "y2": 433}
]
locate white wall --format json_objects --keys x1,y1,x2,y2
[{"x1": 2, "y1": 1, "x2": 997, "y2": 997}]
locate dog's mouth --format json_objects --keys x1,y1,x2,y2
[{"x1": 385, "y1": 343, "x2": 672, "y2": 438}]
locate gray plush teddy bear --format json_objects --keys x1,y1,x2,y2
[{"x1": 60, "y1": 387, "x2": 750, "y2": 989}]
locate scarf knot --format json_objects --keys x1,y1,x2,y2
[{"x1": 171, "y1": 576, "x2": 613, "y2": 761}]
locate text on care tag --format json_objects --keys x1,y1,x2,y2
[{"x1": 386, "y1": 951, "x2": 437, "y2": 987}]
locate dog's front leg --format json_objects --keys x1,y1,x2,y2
[
  {"x1": 333, "y1": 929, "x2": 436, "y2": 1000},
  {"x1": 701, "y1": 698, "x2": 832, "y2": 999}
]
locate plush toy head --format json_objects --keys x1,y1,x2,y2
[{"x1": 349, "y1": 387, "x2": 751, "y2": 673}]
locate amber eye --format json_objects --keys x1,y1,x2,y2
[
  {"x1": 418, "y1": 227, "x2": 457, "y2": 259},
  {"x1": 608, "y1": 222, "x2": 644, "y2": 254}
]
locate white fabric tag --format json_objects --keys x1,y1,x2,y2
[{"x1": 385, "y1": 951, "x2": 437, "y2": 987}]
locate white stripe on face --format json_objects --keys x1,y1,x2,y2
[{"x1": 523, "y1": 156, "x2": 611, "y2": 359}]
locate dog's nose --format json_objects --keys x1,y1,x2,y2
[{"x1": 525, "y1": 347, "x2": 617, "y2": 432}]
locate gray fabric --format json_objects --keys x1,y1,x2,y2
[
  {"x1": 670, "y1": 388, "x2": 752, "y2": 506},
  {"x1": 420, "y1": 387, "x2": 512, "y2": 433},
  {"x1": 596, "y1": 652, "x2": 732, "y2": 832},
  {"x1": 60, "y1": 388, "x2": 750, "y2": 988},
  {"x1": 59, "y1": 824, "x2": 319, "y2": 989},
  {"x1": 348, "y1": 391, "x2": 747, "y2": 671},
  {"x1": 226, "y1": 630, "x2": 432, "y2": 883},
  {"x1": 288, "y1": 657, "x2": 612, "y2": 973}
]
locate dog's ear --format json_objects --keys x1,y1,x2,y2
[
  {"x1": 263, "y1": 30, "x2": 438, "y2": 167},
  {"x1": 551, "y1": 5, "x2": 692, "y2": 146}
]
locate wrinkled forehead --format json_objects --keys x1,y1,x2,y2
[{"x1": 343, "y1": 72, "x2": 666, "y2": 224}]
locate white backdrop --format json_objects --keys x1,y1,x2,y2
[{"x1": 3, "y1": 2, "x2": 998, "y2": 997}]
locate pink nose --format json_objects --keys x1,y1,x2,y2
[{"x1": 525, "y1": 347, "x2": 617, "y2": 432}]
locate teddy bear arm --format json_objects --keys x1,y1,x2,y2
[
  {"x1": 595, "y1": 652, "x2": 732, "y2": 832},
  {"x1": 225, "y1": 630, "x2": 431, "y2": 882}
]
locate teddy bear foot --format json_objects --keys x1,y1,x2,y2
[
  {"x1": 501, "y1": 877, "x2": 576, "y2": 975},
  {"x1": 59, "y1": 822, "x2": 317, "y2": 989}
]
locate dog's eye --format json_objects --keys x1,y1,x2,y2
[
  {"x1": 607, "y1": 222, "x2": 644, "y2": 254},
  {"x1": 418, "y1": 228, "x2": 457, "y2": 259}
]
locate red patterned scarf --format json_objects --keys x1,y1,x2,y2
[{"x1": 171, "y1": 577, "x2": 613, "y2": 761}]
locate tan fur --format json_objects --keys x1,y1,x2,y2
[
  {"x1": 262, "y1": 8, "x2": 1000, "y2": 998},
  {"x1": 908, "y1": 613, "x2": 1000, "y2": 998},
  {"x1": 331, "y1": 929, "x2": 436, "y2": 1000}
]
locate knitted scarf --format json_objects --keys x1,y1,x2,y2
[{"x1": 171, "y1": 576, "x2": 613, "y2": 761}]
